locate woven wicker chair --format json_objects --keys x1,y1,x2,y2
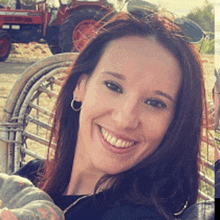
[{"x1": 0, "y1": 53, "x2": 77, "y2": 173}]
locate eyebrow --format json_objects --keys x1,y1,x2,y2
[
  {"x1": 102, "y1": 71, "x2": 175, "y2": 103},
  {"x1": 102, "y1": 71, "x2": 126, "y2": 80},
  {"x1": 155, "y1": 91, "x2": 175, "y2": 103}
]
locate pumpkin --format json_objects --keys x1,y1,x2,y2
[{"x1": 0, "y1": 173, "x2": 64, "y2": 220}]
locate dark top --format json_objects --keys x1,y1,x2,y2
[{"x1": 13, "y1": 159, "x2": 166, "y2": 220}]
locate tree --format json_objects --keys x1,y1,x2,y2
[
  {"x1": 102, "y1": 0, "x2": 114, "y2": 9},
  {"x1": 0, "y1": 0, "x2": 8, "y2": 7},
  {"x1": 186, "y1": 0, "x2": 214, "y2": 32}
]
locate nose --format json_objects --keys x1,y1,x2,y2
[{"x1": 112, "y1": 97, "x2": 140, "y2": 130}]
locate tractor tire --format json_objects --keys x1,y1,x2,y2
[
  {"x1": 48, "y1": 44, "x2": 62, "y2": 55},
  {"x1": 59, "y1": 8, "x2": 107, "y2": 52},
  {"x1": 0, "y1": 31, "x2": 11, "y2": 62},
  {"x1": 46, "y1": 24, "x2": 62, "y2": 55}
]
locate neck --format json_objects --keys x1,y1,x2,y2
[
  {"x1": 65, "y1": 136, "x2": 108, "y2": 196},
  {"x1": 65, "y1": 160, "x2": 104, "y2": 196}
]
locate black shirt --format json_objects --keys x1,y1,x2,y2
[{"x1": 14, "y1": 159, "x2": 166, "y2": 220}]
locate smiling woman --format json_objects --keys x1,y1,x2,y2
[
  {"x1": 14, "y1": 9, "x2": 209, "y2": 220},
  {"x1": 72, "y1": 36, "x2": 181, "y2": 178}
]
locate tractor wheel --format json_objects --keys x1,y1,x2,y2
[
  {"x1": 48, "y1": 44, "x2": 62, "y2": 55},
  {"x1": 0, "y1": 31, "x2": 11, "y2": 62},
  {"x1": 59, "y1": 8, "x2": 107, "y2": 52},
  {"x1": 46, "y1": 24, "x2": 62, "y2": 55}
]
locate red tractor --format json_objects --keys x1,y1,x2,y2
[{"x1": 0, "y1": 0, "x2": 113, "y2": 61}]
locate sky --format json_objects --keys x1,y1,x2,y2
[{"x1": 110, "y1": 0, "x2": 215, "y2": 16}]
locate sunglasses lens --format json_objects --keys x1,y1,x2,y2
[
  {"x1": 174, "y1": 18, "x2": 205, "y2": 43},
  {"x1": 127, "y1": 6, "x2": 205, "y2": 44}
]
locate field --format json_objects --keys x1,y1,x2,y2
[
  {"x1": 0, "y1": 43, "x2": 52, "y2": 121},
  {"x1": 0, "y1": 43, "x2": 215, "y2": 200}
]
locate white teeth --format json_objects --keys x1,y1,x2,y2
[
  {"x1": 115, "y1": 139, "x2": 123, "y2": 147},
  {"x1": 107, "y1": 135, "x2": 112, "y2": 142},
  {"x1": 103, "y1": 130, "x2": 108, "y2": 139},
  {"x1": 110, "y1": 137, "x2": 117, "y2": 146},
  {"x1": 101, "y1": 127, "x2": 135, "y2": 148},
  {"x1": 121, "y1": 141, "x2": 126, "y2": 148}
]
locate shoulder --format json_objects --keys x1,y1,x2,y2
[
  {"x1": 102, "y1": 204, "x2": 166, "y2": 220},
  {"x1": 12, "y1": 159, "x2": 45, "y2": 185},
  {"x1": 180, "y1": 201, "x2": 214, "y2": 220},
  {"x1": 216, "y1": 159, "x2": 220, "y2": 198}
]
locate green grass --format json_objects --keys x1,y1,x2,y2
[{"x1": 196, "y1": 39, "x2": 214, "y2": 54}]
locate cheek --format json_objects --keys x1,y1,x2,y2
[
  {"x1": 79, "y1": 89, "x2": 108, "y2": 127},
  {"x1": 82, "y1": 85, "x2": 112, "y2": 114},
  {"x1": 142, "y1": 111, "x2": 174, "y2": 141},
  {"x1": 140, "y1": 118, "x2": 171, "y2": 160}
]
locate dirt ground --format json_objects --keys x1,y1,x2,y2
[
  {"x1": 0, "y1": 43, "x2": 52, "y2": 121},
  {"x1": 9, "y1": 42, "x2": 52, "y2": 61}
]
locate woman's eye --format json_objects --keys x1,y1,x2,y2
[
  {"x1": 145, "y1": 99, "x2": 167, "y2": 109},
  {"x1": 104, "y1": 81, "x2": 122, "y2": 93}
]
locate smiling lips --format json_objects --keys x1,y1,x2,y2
[{"x1": 100, "y1": 127, "x2": 137, "y2": 148}]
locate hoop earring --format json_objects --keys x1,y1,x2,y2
[{"x1": 71, "y1": 98, "x2": 82, "y2": 111}]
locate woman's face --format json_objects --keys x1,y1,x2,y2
[{"x1": 74, "y1": 36, "x2": 182, "y2": 176}]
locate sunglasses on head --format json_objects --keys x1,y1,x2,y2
[{"x1": 126, "y1": 0, "x2": 205, "y2": 45}]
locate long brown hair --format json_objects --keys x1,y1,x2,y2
[{"x1": 39, "y1": 10, "x2": 205, "y2": 219}]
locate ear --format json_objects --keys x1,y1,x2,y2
[{"x1": 73, "y1": 74, "x2": 89, "y2": 102}]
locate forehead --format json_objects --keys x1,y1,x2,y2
[
  {"x1": 99, "y1": 36, "x2": 180, "y2": 69},
  {"x1": 91, "y1": 36, "x2": 182, "y2": 98},
  {"x1": 96, "y1": 36, "x2": 181, "y2": 78}
]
